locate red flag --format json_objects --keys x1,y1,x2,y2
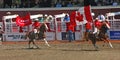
[
  {"x1": 16, "y1": 13, "x2": 32, "y2": 27},
  {"x1": 76, "y1": 12, "x2": 83, "y2": 22},
  {"x1": 70, "y1": 11, "x2": 84, "y2": 26},
  {"x1": 84, "y1": 5, "x2": 93, "y2": 22},
  {"x1": 77, "y1": 0, "x2": 93, "y2": 23},
  {"x1": 69, "y1": 11, "x2": 76, "y2": 26},
  {"x1": 78, "y1": 5, "x2": 93, "y2": 23}
]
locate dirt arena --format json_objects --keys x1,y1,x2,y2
[{"x1": 0, "y1": 40, "x2": 120, "y2": 60}]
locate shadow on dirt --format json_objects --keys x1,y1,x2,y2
[
  {"x1": 60, "y1": 49, "x2": 99, "y2": 52},
  {"x1": 81, "y1": 49, "x2": 99, "y2": 51}
]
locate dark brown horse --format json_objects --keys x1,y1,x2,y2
[
  {"x1": 26, "y1": 31, "x2": 39, "y2": 49},
  {"x1": 38, "y1": 23, "x2": 50, "y2": 47},
  {"x1": 98, "y1": 22, "x2": 113, "y2": 48},
  {"x1": 26, "y1": 23, "x2": 50, "y2": 49},
  {"x1": 87, "y1": 21, "x2": 113, "y2": 49},
  {"x1": 88, "y1": 32, "x2": 99, "y2": 50}
]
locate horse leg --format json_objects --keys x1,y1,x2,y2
[
  {"x1": 91, "y1": 35, "x2": 99, "y2": 50},
  {"x1": 104, "y1": 39, "x2": 113, "y2": 48},
  {"x1": 32, "y1": 39, "x2": 39, "y2": 48},
  {"x1": 28, "y1": 39, "x2": 32, "y2": 48},
  {"x1": 0, "y1": 37, "x2": 2, "y2": 45},
  {"x1": 43, "y1": 38, "x2": 50, "y2": 47},
  {"x1": 92, "y1": 40, "x2": 98, "y2": 50}
]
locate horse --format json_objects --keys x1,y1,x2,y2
[
  {"x1": 98, "y1": 22, "x2": 113, "y2": 48},
  {"x1": 37, "y1": 23, "x2": 50, "y2": 47},
  {"x1": 25, "y1": 23, "x2": 50, "y2": 49},
  {"x1": 88, "y1": 31, "x2": 99, "y2": 50},
  {"x1": 87, "y1": 21, "x2": 113, "y2": 50},
  {"x1": 26, "y1": 31, "x2": 39, "y2": 49}
]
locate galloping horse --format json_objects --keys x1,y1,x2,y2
[
  {"x1": 98, "y1": 21, "x2": 113, "y2": 48},
  {"x1": 88, "y1": 31, "x2": 99, "y2": 50},
  {"x1": 87, "y1": 21, "x2": 113, "y2": 49},
  {"x1": 26, "y1": 23, "x2": 50, "y2": 49},
  {"x1": 37, "y1": 23, "x2": 50, "y2": 47},
  {"x1": 26, "y1": 31, "x2": 39, "y2": 49}
]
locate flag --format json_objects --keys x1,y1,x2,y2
[
  {"x1": 16, "y1": 13, "x2": 32, "y2": 27},
  {"x1": 69, "y1": 0, "x2": 92, "y2": 26},
  {"x1": 75, "y1": 12, "x2": 83, "y2": 22},
  {"x1": 69, "y1": 11, "x2": 76, "y2": 26},
  {"x1": 69, "y1": 11, "x2": 87, "y2": 26},
  {"x1": 78, "y1": 0, "x2": 93, "y2": 23}
]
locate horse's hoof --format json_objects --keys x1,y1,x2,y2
[
  {"x1": 94, "y1": 46, "x2": 99, "y2": 50},
  {"x1": 95, "y1": 48, "x2": 99, "y2": 51},
  {"x1": 48, "y1": 46, "x2": 51, "y2": 48},
  {"x1": 28, "y1": 47, "x2": 34, "y2": 49},
  {"x1": 35, "y1": 47, "x2": 40, "y2": 49},
  {"x1": 102, "y1": 45, "x2": 105, "y2": 47}
]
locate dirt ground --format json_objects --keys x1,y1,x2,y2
[{"x1": 0, "y1": 40, "x2": 120, "y2": 60}]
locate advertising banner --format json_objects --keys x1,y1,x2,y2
[
  {"x1": 3, "y1": 33, "x2": 26, "y2": 41},
  {"x1": 3, "y1": 32, "x2": 55, "y2": 41},
  {"x1": 109, "y1": 31, "x2": 120, "y2": 40}
]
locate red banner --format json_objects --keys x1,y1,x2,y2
[{"x1": 16, "y1": 13, "x2": 32, "y2": 27}]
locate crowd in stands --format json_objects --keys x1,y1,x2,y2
[{"x1": 0, "y1": 0, "x2": 119, "y2": 8}]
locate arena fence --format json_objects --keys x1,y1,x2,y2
[{"x1": 0, "y1": 6, "x2": 120, "y2": 41}]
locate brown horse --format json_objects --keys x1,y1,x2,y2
[
  {"x1": 38, "y1": 23, "x2": 50, "y2": 47},
  {"x1": 25, "y1": 23, "x2": 50, "y2": 49},
  {"x1": 26, "y1": 31, "x2": 39, "y2": 49},
  {"x1": 88, "y1": 31, "x2": 99, "y2": 50},
  {"x1": 98, "y1": 22, "x2": 113, "y2": 48}
]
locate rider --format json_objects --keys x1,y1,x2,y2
[
  {"x1": 100, "y1": 20, "x2": 110, "y2": 37},
  {"x1": 94, "y1": 18, "x2": 102, "y2": 29},
  {"x1": 32, "y1": 18, "x2": 41, "y2": 39}
]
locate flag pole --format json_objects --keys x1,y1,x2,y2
[{"x1": 54, "y1": 17, "x2": 57, "y2": 40}]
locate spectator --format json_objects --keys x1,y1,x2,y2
[
  {"x1": 12, "y1": 0, "x2": 21, "y2": 8},
  {"x1": 42, "y1": 0, "x2": 50, "y2": 7},
  {"x1": 20, "y1": 0, "x2": 29, "y2": 8},
  {"x1": 55, "y1": 2, "x2": 62, "y2": 8},
  {"x1": 63, "y1": 14, "x2": 70, "y2": 22},
  {"x1": 29, "y1": 0, "x2": 36, "y2": 8},
  {"x1": 67, "y1": 2, "x2": 73, "y2": 7},
  {"x1": 66, "y1": 23, "x2": 75, "y2": 42},
  {"x1": 0, "y1": 0, "x2": 3, "y2": 8},
  {"x1": 112, "y1": 1, "x2": 118, "y2": 6},
  {"x1": 38, "y1": 0, "x2": 44, "y2": 7},
  {"x1": 38, "y1": 17, "x2": 44, "y2": 23},
  {"x1": 3, "y1": 0, "x2": 12, "y2": 8}
]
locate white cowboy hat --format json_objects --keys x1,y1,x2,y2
[
  {"x1": 35, "y1": 18, "x2": 39, "y2": 21},
  {"x1": 44, "y1": 14, "x2": 48, "y2": 17},
  {"x1": 6, "y1": 12, "x2": 11, "y2": 14}
]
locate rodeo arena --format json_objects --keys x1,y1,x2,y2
[{"x1": 0, "y1": 0, "x2": 120, "y2": 60}]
